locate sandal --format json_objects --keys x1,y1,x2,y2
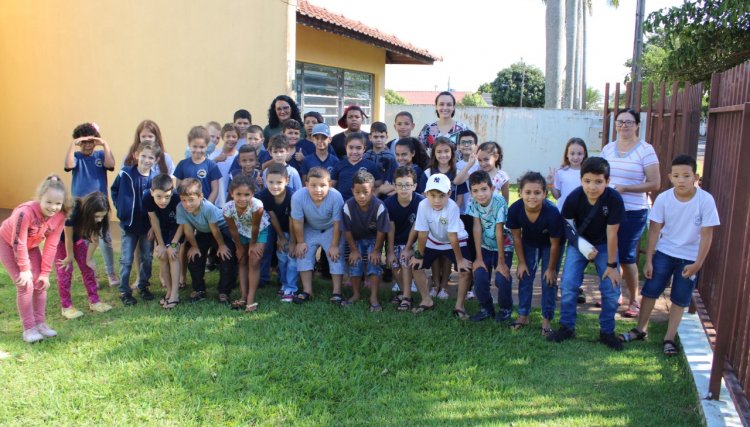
[
  {"x1": 397, "y1": 297, "x2": 413, "y2": 312},
  {"x1": 663, "y1": 340, "x2": 679, "y2": 356},
  {"x1": 159, "y1": 298, "x2": 168, "y2": 307},
  {"x1": 510, "y1": 321, "x2": 529, "y2": 330},
  {"x1": 329, "y1": 293, "x2": 344, "y2": 303},
  {"x1": 293, "y1": 292, "x2": 312, "y2": 304},
  {"x1": 369, "y1": 303, "x2": 383, "y2": 313},
  {"x1": 541, "y1": 327, "x2": 553, "y2": 337},
  {"x1": 340, "y1": 299, "x2": 357, "y2": 307},
  {"x1": 245, "y1": 302, "x2": 259, "y2": 313},
  {"x1": 163, "y1": 300, "x2": 180, "y2": 310},
  {"x1": 179, "y1": 281, "x2": 187, "y2": 289},
  {"x1": 452, "y1": 309, "x2": 469, "y2": 321},
  {"x1": 218, "y1": 294, "x2": 230, "y2": 304},
  {"x1": 619, "y1": 327, "x2": 647, "y2": 342},
  {"x1": 622, "y1": 302, "x2": 641, "y2": 318},
  {"x1": 412, "y1": 303, "x2": 436, "y2": 314},
  {"x1": 230, "y1": 300, "x2": 247, "y2": 310},
  {"x1": 390, "y1": 294, "x2": 403, "y2": 306}
]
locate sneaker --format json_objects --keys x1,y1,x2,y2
[
  {"x1": 391, "y1": 283, "x2": 401, "y2": 292},
  {"x1": 547, "y1": 326, "x2": 575, "y2": 343},
  {"x1": 495, "y1": 309, "x2": 513, "y2": 323},
  {"x1": 599, "y1": 332, "x2": 624, "y2": 351},
  {"x1": 429, "y1": 287, "x2": 438, "y2": 298},
  {"x1": 120, "y1": 293, "x2": 138, "y2": 306},
  {"x1": 107, "y1": 273, "x2": 120, "y2": 287},
  {"x1": 470, "y1": 309, "x2": 494, "y2": 322},
  {"x1": 466, "y1": 291, "x2": 476, "y2": 300},
  {"x1": 281, "y1": 293, "x2": 295, "y2": 303},
  {"x1": 411, "y1": 281, "x2": 418, "y2": 292},
  {"x1": 35, "y1": 323, "x2": 57, "y2": 338},
  {"x1": 89, "y1": 302, "x2": 113, "y2": 313},
  {"x1": 276, "y1": 288, "x2": 284, "y2": 296},
  {"x1": 437, "y1": 289, "x2": 449, "y2": 300},
  {"x1": 189, "y1": 291, "x2": 207, "y2": 303},
  {"x1": 22, "y1": 328, "x2": 44, "y2": 343},
  {"x1": 61, "y1": 306, "x2": 84, "y2": 319},
  {"x1": 139, "y1": 288, "x2": 155, "y2": 301},
  {"x1": 577, "y1": 288, "x2": 586, "y2": 304}
]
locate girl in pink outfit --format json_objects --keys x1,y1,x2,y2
[{"x1": 0, "y1": 175, "x2": 71, "y2": 343}]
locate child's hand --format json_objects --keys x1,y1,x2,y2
[
  {"x1": 682, "y1": 263, "x2": 700, "y2": 280},
  {"x1": 214, "y1": 151, "x2": 228, "y2": 162},
  {"x1": 348, "y1": 249, "x2": 360, "y2": 266},
  {"x1": 216, "y1": 244, "x2": 232, "y2": 261},
  {"x1": 473, "y1": 259, "x2": 486, "y2": 273},
  {"x1": 15, "y1": 270, "x2": 33, "y2": 288},
  {"x1": 277, "y1": 235, "x2": 288, "y2": 252},
  {"x1": 367, "y1": 250, "x2": 380, "y2": 266},
  {"x1": 235, "y1": 244, "x2": 247, "y2": 262},
  {"x1": 328, "y1": 245, "x2": 340, "y2": 262},
  {"x1": 643, "y1": 260, "x2": 653, "y2": 279},
  {"x1": 294, "y1": 243, "x2": 308, "y2": 259},
  {"x1": 547, "y1": 167, "x2": 557, "y2": 185},
  {"x1": 256, "y1": 175, "x2": 264, "y2": 189},
  {"x1": 543, "y1": 268, "x2": 558, "y2": 287},
  {"x1": 457, "y1": 258, "x2": 472, "y2": 272},
  {"x1": 154, "y1": 244, "x2": 167, "y2": 259},
  {"x1": 400, "y1": 249, "x2": 411, "y2": 265},
  {"x1": 167, "y1": 246, "x2": 178, "y2": 260},
  {"x1": 497, "y1": 263, "x2": 511, "y2": 280},
  {"x1": 57, "y1": 256, "x2": 74, "y2": 270},
  {"x1": 294, "y1": 149, "x2": 304, "y2": 162},
  {"x1": 409, "y1": 256, "x2": 423, "y2": 270},
  {"x1": 36, "y1": 276, "x2": 51, "y2": 291},
  {"x1": 73, "y1": 136, "x2": 93, "y2": 146},
  {"x1": 187, "y1": 246, "x2": 201, "y2": 262},
  {"x1": 147, "y1": 228, "x2": 156, "y2": 241},
  {"x1": 516, "y1": 263, "x2": 529, "y2": 280},
  {"x1": 387, "y1": 252, "x2": 396, "y2": 268},
  {"x1": 92, "y1": 137, "x2": 108, "y2": 147},
  {"x1": 249, "y1": 243, "x2": 264, "y2": 260},
  {"x1": 468, "y1": 146, "x2": 479, "y2": 165},
  {"x1": 604, "y1": 266, "x2": 621, "y2": 287}
]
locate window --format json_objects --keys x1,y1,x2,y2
[{"x1": 295, "y1": 62, "x2": 373, "y2": 127}]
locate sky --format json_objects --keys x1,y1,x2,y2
[{"x1": 310, "y1": 0, "x2": 686, "y2": 94}]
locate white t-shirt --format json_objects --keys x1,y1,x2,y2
[
  {"x1": 456, "y1": 159, "x2": 480, "y2": 214},
  {"x1": 601, "y1": 140, "x2": 659, "y2": 211},
  {"x1": 650, "y1": 188, "x2": 720, "y2": 260},
  {"x1": 554, "y1": 167, "x2": 581, "y2": 212},
  {"x1": 209, "y1": 150, "x2": 238, "y2": 209},
  {"x1": 414, "y1": 198, "x2": 468, "y2": 250},
  {"x1": 491, "y1": 169, "x2": 510, "y2": 197}
]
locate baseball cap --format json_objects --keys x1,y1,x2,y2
[
  {"x1": 424, "y1": 173, "x2": 451, "y2": 193},
  {"x1": 311, "y1": 123, "x2": 330, "y2": 137}
]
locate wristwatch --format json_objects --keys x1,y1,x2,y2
[
  {"x1": 606, "y1": 262, "x2": 617, "y2": 268},
  {"x1": 413, "y1": 250, "x2": 423, "y2": 260},
  {"x1": 167, "y1": 242, "x2": 180, "y2": 249}
]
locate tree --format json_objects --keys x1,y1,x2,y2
[
  {"x1": 545, "y1": 0, "x2": 565, "y2": 108},
  {"x1": 385, "y1": 89, "x2": 406, "y2": 105},
  {"x1": 644, "y1": 0, "x2": 750, "y2": 83},
  {"x1": 490, "y1": 62, "x2": 545, "y2": 108},
  {"x1": 585, "y1": 87, "x2": 602, "y2": 110},
  {"x1": 476, "y1": 82, "x2": 493, "y2": 94},
  {"x1": 623, "y1": 31, "x2": 670, "y2": 85},
  {"x1": 458, "y1": 92, "x2": 488, "y2": 107}
]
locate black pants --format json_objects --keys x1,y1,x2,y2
[{"x1": 187, "y1": 230, "x2": 237, "y2": 294}]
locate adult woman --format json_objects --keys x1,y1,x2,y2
[
  {"x1": 601, "y1": 108, "x2": 660, "y2": 318},
  {"x1": 417, "y1": 91, "x2": 470, "y2": 150},
  {"x1": 263, "y1": 95, "x2": 305, "y2": 141}
]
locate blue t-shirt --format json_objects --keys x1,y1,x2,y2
[
  {"x1": 174, "y1": 158, "x2": 222, "y2": 199},
  {"x1": 143, "y1": 190, "x2": 180, "y2": 241},
  {"x1": 364, "y1": 150, "x2": 397, "y2": 184},
  {"x1": 290, "y1": 188, "x2": 344, "y2": 231},
  {"x1": 506, "y1": 200, "x2": 565, "y2": 248},
  {"x1": 342, "y1": 197, "x2": 390, "y2": 241},
  {"x1": 331, "y1": 158, "x2": 382, "y2": 202},
  {"x1": 67, "y1": 151, "x2": 111, "y2": 197},
  {"x1": 466, "y1": 192, "x2": 508, "y2": 251},
  {"x1": 562, "y1": 187, "x2": 625, "y2": 245},
  {"x1": 176, "y1": 199, "x2": 227, "y2": 233},
  {"x1": 257, "y1": 186, "x2": 294, "y2": 233},
  {"x1": 300, "y1": 152, "x2": 340, "y2": 177},
  {"x1": 384, "y1": 193, "x2": 424, "y2": 245},
  {"x1": 424, "y1": 168, "x2": 468, "y2": 202}
]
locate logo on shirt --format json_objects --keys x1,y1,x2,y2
[
  {"x1": 694, "y1": 214, "x2": 702, "y2": 226},
  {"x1": 369, "y1": 221, "x2": 377, "y2": 232},
  {"x1": 602, "y1": 206, "x2": 609, "y2": 217},
  {"x1": 358, "y1": 166, "x2": 368, "y2": 173},
  {"x1": 95, "y1": 158, "x2": 103, "y2": 167},
  {"x1": 197, "y1": 169, "x2": 207, "y2": 179},
  {"x1": 408, "y1": 213, "x2": 416, "y2": 224},
  {"x1": 439, "y1": 216, "x2": 447, "y2": 225},
  {"x1": 168, "y1": 212, "x2": 176, "y2": 220}
]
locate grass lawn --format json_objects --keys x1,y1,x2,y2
[{"x1": 0, "y1": 254, "x2": 701, "y2": 426}]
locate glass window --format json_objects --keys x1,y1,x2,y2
[{"x1": 296, "y1": 62, "x2": 373, "y2": 127}]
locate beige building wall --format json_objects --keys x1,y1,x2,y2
[{"x1": 0, "y1": 0, "x2": 291, "y2": 208}]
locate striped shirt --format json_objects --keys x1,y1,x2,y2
[{"x1": 601, "y1": 140, "x2": 659, "y2": 210}]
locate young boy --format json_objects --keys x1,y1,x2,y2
[
  {"x1": 548, "y1": 157, "x2": 625, "y2": 350},
  {"x1": 111, "y1": 141, "x2": 160, "y2": 305},
  {"x1": 257, "y1": 164, "x2": 298, "y2": 302},
  {"x1": 300, "y1": 123, "x2": 339, "y2": 183},
  {"x1": 176, "y1": 178, "x2": 237, "y2": 303},
  {"x1": 233, "y1": 109, "x2": 252, "y2": 145},
  {"x1": 297, "y1": 114, "x2": 337, "y2": 168},
  {"x1": 388, "y1": 111, "x2": 416, "y2": 156},
  {"x1": 385, "y1": 166, "x2": 424, "y2": 310},
  {"x1": 454, "y1": 130, "x2": 481, "y2": 299},
  {"x1": 341, "y1": 171, "x2": 390, "y2": 310},
  {"x1": 209, "y1": 123, "x2": 240, "y2": 208},
  {"x1": 619, "y1": 154, "x2": 719, "y2": 356},
  {"x1": 229, "y1": 145, "x2": 263, "y2": 194},
  {"x1": 291, "y1": 167, "x2": 346, "y2": 303},
  {"x1": 330, "y1": 132, "x2": 382, "y2": 203},
  {"x1": 281, "y1": 119, "x2": 305, "y2": 171},
  {"x1": 174, "y1": 126, "x2": 222, "y2": 203},
  {"x1": 409, "y1": 173, "x2": 473, "y2": 317},
  {"x1": 263, "y1": 135, "x2": 303, "y2": 192},
  {"x1": 364, "y1": 121, "x2": 397, "y2": 198},
  {"x1": 230, "y1": 124, "x2": 267, "y2": 176},
  {"x1": 144, "y1": 173, "x2": 182, "y2": 309},
  {"x1": 465, "y1": 170, "x2": 513, "y2": 323}
]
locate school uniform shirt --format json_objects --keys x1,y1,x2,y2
[
  {"x1": 423, "y1": 168, "x2": 468, "y2": 203},
  {"x1": 554, "y1": 167, "x2": 581, "y2": 212},
  {"x1": 208, "y1": 150, "x2": 238, "y2": 208},
  {"x1": 466, "y1": 193, "x2": 508, "y2": 252},
  {"x1": 257, "y1": 186, "x2": 294, "y2": 234},
  {"x1": 342, "y1": 197, "x2": 390, "y2": 241},
  {"x1": 66, "y1": 151, "x2": 112, "y2": 198},
  {"x1": 176, "y1": 199, "x2": 227, "y2": 234},
  {"x1": 384, "y1": 193, "x2": 424, "y2": 245},
  {"x1": 143, "y1": 190, "x2": 180, "y2": 242},
  {"x1": 414, "y1": 198, "x2": 468, "y2": 250},
  {"x1": 562, "y1": 186, "x2": 625, "y2": 246},
  {"x1": 300, "y1": 152, "x2": 340, "y2": 177},
  {"x1": 173, "y1": 157, "x2": 222, "y2": 199},
  {"x1": 456, "y1": 159, "x2": 480, "y2": 214},
  {"x1": 649, "y1": 188, "x2": 720, "y2": 261},
  {"x1": 363, "y1": 150, "x2": 397, "y2": 184},
  {"x1": 222, "y1": 198, "x2": 270, "y2": 239},
  {"x1": 331, "y1": 158, "x2": 382, "y2": 202},
  {"x1": 290, "y1": 187, "x2": 344, "y2": 231},
  {"x1": 60, "y1": 203, "x2": 84, "y2": 243},
  {"x1": 506, "y1": 200, "x2": 564, "y2": 248},
  {"x1": 261, "y1": 164, "x2": 302, "y2": 192},
  {"x1": 331, "y1": 131, "x2": 372, "y2": 160},
  {"x1": 600, "y1": 140, "x2": 659, "y2": 211}
]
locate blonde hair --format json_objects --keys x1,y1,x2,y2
[{"x1": 36, "y1": 174, "x2": 73, "y2": 215}]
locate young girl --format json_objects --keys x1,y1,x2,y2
[
  {"x1": 330, "y1": 105, "x2": 371, "y2": 159},
  {"x1": 209, "y1": 123, "x2": 240, "y2": 208},
  {"x1": 125, "y1": 119, "x2": 174, "y2": 175},
  {"x1": 55, "y1": 192, "x2": 114, "y2": 319},
  {"x1": 506, "y1": 172, "x2": 565, "y2": 336},
  {"x1": 223, "y1": 175, "x2": 270, "y2": 312},
  {"x1": 0, "y1": 176, "x2": 71, "y2": 343},
  {"x1": 423, "y1": 136, "x2": 469, "y2": 299},
  {"x1": 549, "y1": 138, "x2": 588, "y2": 212},
  {"x1": 393, "y1": 138, "x2": 428, "y2": 194}
]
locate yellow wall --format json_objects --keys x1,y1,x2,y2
[
  {"x1": 0, "y1": 0, "x2": 291, "y2": 208},
  {"x1": 295, "y1": 24, "x2": 386, "y2": 123}
]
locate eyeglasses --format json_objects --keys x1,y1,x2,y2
[
  {"x1": 615, "y1": 120, "x2": 636, "y2": 127},
  {"x1": 395, "y1": 183, "x2": 414, "y2": 189},
  {"x1": 275, "y1": 106, "x2": 291, "y2": 111},
  {"x1": 458, "y1": 140, "x2": 474, "y2": 146}
]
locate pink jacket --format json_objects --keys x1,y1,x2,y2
[{"x1": 0, "y1": 201, "x2": 65, "y2": 276}]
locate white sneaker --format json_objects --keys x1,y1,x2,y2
[
  {"x1": 429, "y1": 287, "x2": 438, "y2": 297},
  {"x1": 89, "y1": 302, "x2": 113, "y2": 313},
  {"x1": 391, "y1": 283, "x2": 401, "y2": 292},
  {"x1": 35, "y1": 323, "x2": 57, "y2": 338},
  {"x1": 22, "y1": 328, "x2": 44, "y2": 343},
  {"x1": 411, "y1": 281, "x2": 418, "y2": 292},
  {"x1": 466, "y1": 291, "x2": 476, "y2": 300},
  {"x1": 437, "y1": 289, "x2": 449, "y2": 300},
  {"x1": 61, "y1": 306, "x2": 84, "y2": 320}
]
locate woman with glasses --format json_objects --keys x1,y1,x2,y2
[
  {"x1": 601, "y1": 108, "x2": 661, "y2": 318},
  {"x1": 263, "y1": 95, "x2": 305, "y2": 141}
]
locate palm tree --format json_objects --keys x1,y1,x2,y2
[{"x1": 545, "y1": 0, "x2": 565, "y2": 108}]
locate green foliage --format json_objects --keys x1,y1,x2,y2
[
  {"x1": 625, "y1": 31, "x2": 671, "y2": 85},
  {"x1": 476, "y1": 82, "x2": 493, "y2": 94},
  {"x1": 585, "y1": 87, "x2": 602, "y2": 110},
  {"x1": 458, "y1": 91, "x2": 488, "y2": 107},
  {"x1": 644, "y1": 0, "x2": 750, "y2": 83},
  {"x1": 385, "y1": 89, "x2": 406, "y2": 105},
  {"x1": 491, "y1": 62, "x2": 546, "y2": 108}
]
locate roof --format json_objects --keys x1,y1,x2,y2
[
  {"x1": 397, "y1": 91, "x2": 469, "y2": 105},
  {"x1": 297, "y1": 0, "x2": 441, "y2": 65}
]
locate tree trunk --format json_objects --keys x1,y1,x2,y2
[
  {"x1": 573, "y1": 0, "x2": 584, "y2": 109},
  {"x1": 545, "y1": 0, "x2": 565, "y2": 109},
  {"x1": 581, "y1": 3, "x2": 587, "y2": 109},
  {"x1": 563, "y1": 0, "x2": 578, "y2": 109}
]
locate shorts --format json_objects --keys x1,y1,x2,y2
[
  {"x1": 297, "y1": 226, "x2": 345, "y2": 274},
  {"x1": 640, "y1": 250, "x2": 698, "y2": 307},
  {"x1": 420, "y1": 246, "x2": 472, "y2": 271},
  {"x1": 349, "y1": 238, "x2": 382, "y2": 277},
  {"x1": 617, "y1": 209, "x2": 648, "y2": 264},
  {"x1": 239, "y1": 228, "x2": 269, "y2": 245},
  {"x1": 391, "y1": 244, "x2": 414, "y2": 268}
]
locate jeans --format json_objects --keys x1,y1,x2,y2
[
  {"x1": 349, "y1": 238, "x2": 382, "y2": 277},
  {"x1": 276, "y1": 232, "x2": 298, "y2": 295},
  {"x1": 118, "y1": 226, "x2": 153, "y2": 295},
  {"x1": 617, "y1": 209, "x2": 648, "y2": 264},
  {"x1": 187, "y1": 230, "x2": 237, "y2": 295},
  {"x1": 99, "y1": 227, "x2": 116, "y2": 276},
  {"x1": 473, "y1": 248, "x2": 513, "y2": 315},
  {"x1": 518, "y1": 244, "x2": 558, "y2": 320},
  {"x1": 260, "y1": 226, "x2": 276, "y2": 284},
  {"x1": 559, "y1": 243, "x2": 620, "y2": 333},
  {"x1": 641, "y1": 250, "x2": 697, "y2": 307}
]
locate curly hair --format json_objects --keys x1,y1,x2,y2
[{"x1": 267, "y1": 95, "x2": 303, "y2": 128}]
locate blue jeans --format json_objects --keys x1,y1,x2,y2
[
  {"x1": 118, "y1": 225, "x2": 153, "y2": 295},
  {"x1": 473, "y1": 248, "x2": 513, "y2": 315},
  {"x1": 260, "y1": 226, "x2": 276, "y2": 284},
  {"x1": 99, "y1": 227, "x2": 115, "y2": 276},
  {"x1": 349, "y1": 238, "x2": 382, "y2": 277},
  {"x1": 559, "y1": 243, "x2": 621, "y2": 333},
  {"x1": 275, "y1": 232, "x2": 298, "y2": 295},
  {"x1": 518, "y1": 244, "x2": 558, "y2": 320}
]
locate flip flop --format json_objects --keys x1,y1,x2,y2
[
  {"x1": 412, "y1": 303, "x2": 435, "y2": 314},
  {"x1": 163, "y1": 300, "x2": 180, "y2": 310},
  {"x1": 245, "y1": 302, "x2": 259, "y2": 313},
  {"x1": 369, "y1": 303, "x2": 383, "y2": 312},
  {"x1": 452, "y1": 309, "x2": 469, "y2": 321},
  {"x1": 510, "y1": 321, "x2": 529, "y2": 330}
]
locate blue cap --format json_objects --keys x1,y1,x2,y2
[{"x1": 311, "y1": 123, "x2": 331, "y2": 137}]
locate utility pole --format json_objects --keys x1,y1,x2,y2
[
  {"x1": 519, "y1": 57, "x2": 526, "y2": 108},
  {"x1": 630, "y1": 0, "x2": 646, "y2": 108}
]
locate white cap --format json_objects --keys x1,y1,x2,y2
[{"x1": 424, "y1": 173, "x2": 451, "y2": 193}]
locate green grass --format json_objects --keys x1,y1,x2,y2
[{"x1": 0, "y1": 255, "x2": 701, "y2": 426}]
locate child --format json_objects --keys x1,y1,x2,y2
[
  {"x1": 231, "y1": 125, "x2": 267, "y2": 175},
  {"x1": 453, "y1": 130, "x2": 481, "y2": 299},
  {"x1": 184, "y1": 121, "x2": 221, "y2": 159},
  {"x1": 263, "y1": 134, "x2": 303, "y2": 191},
  {"x1": 619, "y1": 154, "x2": 719, "y2": 356},
  {"x1": 506, "y1": 172, "x2": 564, "y2": 335},
  {"x1": 465, "y1": 170, "x2": 513, "y2": 323},
  {"x1": 229, "y1": 145, "x2": 264, "y2": 193},
  {"x1": 281, "y1": 119, "x2": 305, "y2": 171},
  {"x1": 341, "y1": 171, "x2": 391, "y2": 310},
  {"x1": 224, "y1": 175, "x2": 270, "y2": 312},
  {"x1": 300, "y1": 123, "x2": 340, "y2": 182},
  {"x1": 291, "y1": 167, "x2": 346, "y2": 303},
  {"x1": 174, "y1": 126, "x2": 222, "y2": 203},
  {"x1": 388, "y1": 111, "x2": 416, "y2": 156},
  {"x1": 55, "y1": 192, "x2": 113, "y2": 319},
  {"x1": 0, "y1": 176, "x2": 70, "y2": 342},
  {"x1": 331, "y1": 105, "x2": 371, "y2": 159},
  {"x1": 233, "y1": 109, "x2": 252, "y2": 146},
  {"x1": 330, "y1": 132, "x2": 382, "y2": 203},
  {"x1": 409, "y1": 173, "x2": 472, "y2": 317},
  {"x1": 548, "y1": 157, "x2": 625, "y2": 350},
  {"x1": 303, "y1": 111, "x2": 324, "y2": 140},
  {"x1": 209, "y1": 123, "x2": 240, "y2": 208},
  {"x1": 385, "y1": 166, "x2": 424, "y2": 310},
  {"x1": 145, "y1": 173, "x2": 182, "y2": 310},
  {"x1": 393, "y1": 138, "x2": 428, "y2": 194},
  {"x1": 257, "y1": 164, "x2": 298, "y2": 302},
  {"x1": 111, "y1": 141, "x2": 160, "y2": 305},
  {"x1": 365, "y1": 121, "x2": 398, "y2": 198},
  {"x1": 176, "y1": 178, "x2": 237, "y2": 303},
  {"x1": 124, "y1": 119, "x2": 174, "y2": 175},
  {"x1": 63, "y1": 122, "x2": 118, "y2": 286}
]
